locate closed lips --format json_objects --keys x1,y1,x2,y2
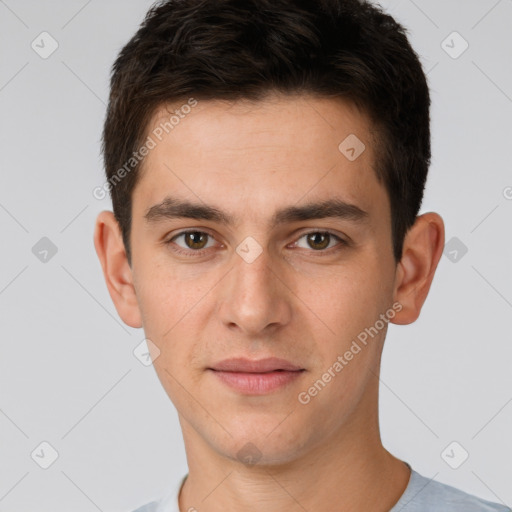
[{"x1": 209, "y1": 357, "x2": 304, "y2": 373}]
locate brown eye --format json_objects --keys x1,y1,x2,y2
[
  {"x1": 306, "y1": 232, "x2": 331, "y2": 250},
  {"x1": 169, "y1": 231, "x2": 215, "y2": 253},
  {"x1": 183, "y1": 231, "x2": 209, "y2": 249},
  {"x1": 294, "y1": 231, "x2": 345, "y2": 252}
]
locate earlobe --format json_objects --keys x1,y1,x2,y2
[
  {"x1": 93, "y1": 210, "x2": 143, "y2": 329},
  {"x1": 391, "y1": 212, "x2": 445, "y2": 325}
]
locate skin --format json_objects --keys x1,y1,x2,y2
[{"x1": 94, "y1": 93, "x2": 444, "y2": 511}]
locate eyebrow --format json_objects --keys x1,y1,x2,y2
[{"x1": 144, "y1": 196, "x2": 368, "y2": 228}]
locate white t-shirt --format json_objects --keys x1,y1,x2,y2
[{"x1": 132, "y1": 463, "x2": 510, "y2": 512}]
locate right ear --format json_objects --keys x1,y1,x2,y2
[
  {"x1": 93, "y1": 210, "x2": 143, "y2": 328},
  {"x1": 389, "y1": 212, "x2": 445, "y2": 325}
]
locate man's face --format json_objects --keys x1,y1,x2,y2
[{"x1": 129, "y1": 94, "x2": 398, "y2": 464}]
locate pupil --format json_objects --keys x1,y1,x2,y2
[
  {"x1": 308, "y1": 233, "x2": 329, "y2": 250},
  {"x1": 187, "y1": 232, "x2": 206, "y2": 249}
]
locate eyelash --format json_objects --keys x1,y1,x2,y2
[{"x1": 164, "y1": 229, "x2": 348, "y2": 257}]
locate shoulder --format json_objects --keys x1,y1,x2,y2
[
  {"x1": 394, "y1": 469, "x2": 511, "y2": 512},
  {"x1": 129, "y1": 473, "x2": 187, "y2": 512},
  {"x1": 131, "y1": 502, "x2": 159, "y2": 512}
]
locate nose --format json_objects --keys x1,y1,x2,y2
[{"x1": 217, "y1": 243, "x2": 292, "y2": 336}]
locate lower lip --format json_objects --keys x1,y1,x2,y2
[{"x1": 210, "y1": 370, "x2": 304, "y2": 394}]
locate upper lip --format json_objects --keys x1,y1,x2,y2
[{"x1": 209, "y1": 357, "x2": 304, "y2": 373}]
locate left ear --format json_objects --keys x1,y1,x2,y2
[
  {"x1": 93, "y1": 210, "x2": 143, "y2": 329},
  {"x1": 391, "y1": 212, "x2": 445, "y2": 325}
]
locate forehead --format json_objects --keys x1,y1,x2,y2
[
  {"x1": 146, "y1": 94, "x2": 374, "y2": 156},
  {"x1": 134, "y1": 94, "x2": 386, "y2": 222}
]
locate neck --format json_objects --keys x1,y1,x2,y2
[{"x1": 177, "y1": 387, "x2": 410, "y2": 512}]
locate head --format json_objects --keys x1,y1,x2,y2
[
  {"x1": 101, "y1": 0, "x2": 432, "y2": 266},
  {"x1": 95, "y1": 0, "x2": 444, "y2": 467}
]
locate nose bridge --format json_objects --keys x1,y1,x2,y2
[
  {"x1": 219, "y1": 241, "x2": 291, "y2": 334},
  {"x1": 235, "y1": 243, "x2": 274, "y2": 292}
]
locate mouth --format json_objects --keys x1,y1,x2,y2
[
  {"x1": 207, "y1": 357, "x2": 305, "y2": 394},
  {"x1": 208, "y1": 356, "x2": 304, "y2": 373}
]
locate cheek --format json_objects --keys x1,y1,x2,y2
[
  {"x1": 296, "y1": 272, "x2": 387, "y2": 418},
  {"x1": 295, "y1": 262, "x2": 384, "y2": 339},
  {"x1": 136, "y1": 259, "x2": 224, "y2": 360},
  {"x1": 292, "y1": 257, "x2": 393, "y2": 400},
  {"x1": 136, "y1": 257, "x2": 210, "y2": 329}
]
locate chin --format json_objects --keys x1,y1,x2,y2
[{"x1": 215, "y1": 427, "x2": 314, "y2": 468}]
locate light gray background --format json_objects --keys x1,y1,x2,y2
[{"x1": 0, "y1": 0, "x2": 511, "y2": 510}]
